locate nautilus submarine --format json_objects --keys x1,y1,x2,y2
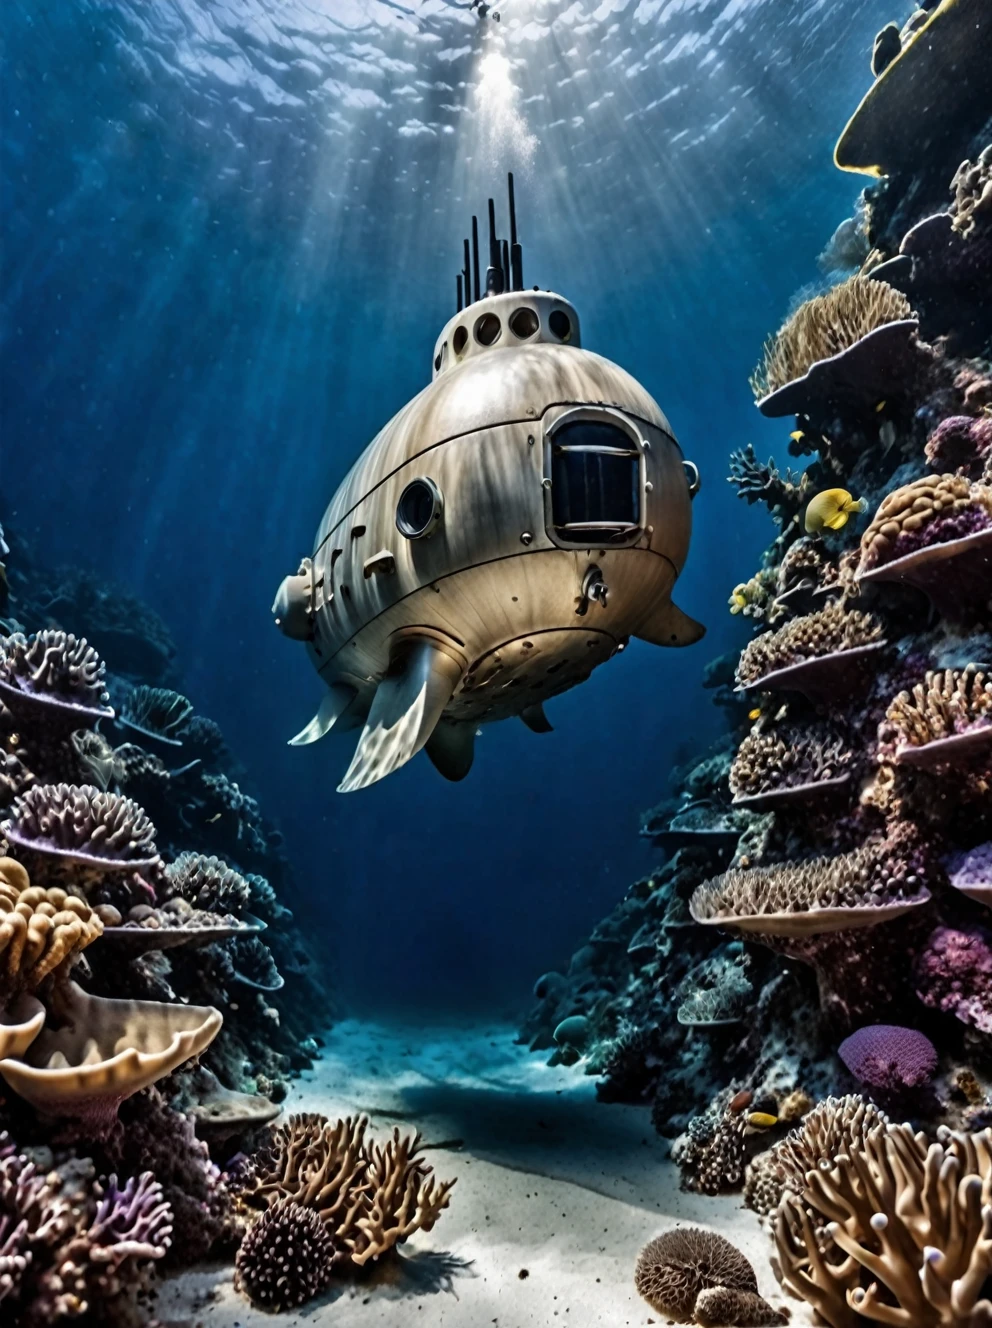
[{"x1": 273, "y1": 176, "x2": 704, "y2": 792}]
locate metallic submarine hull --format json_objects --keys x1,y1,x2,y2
[{"x1": 274, "y1": 285, "x2": 703, "y2": 792}]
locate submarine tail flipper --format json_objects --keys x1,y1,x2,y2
[
  {"x1": 634, "y1": 599, "x2": 706, "y2": 649},
  {"x1": 337, "y1": 636, "x2": 464, "y2": 793},
  {"x1": 425, "y1": 722, "x2": 476, "y2": 782},
  {"x1": 520, "y1": 702, "x2": 553, "y2": 733},
  {"x1": 288, "y1": 684, "x2": 359, "y2": 746}
]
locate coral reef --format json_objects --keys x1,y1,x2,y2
[
  {"x1": 735, "y1": 603, "x2": 884, "y2": 697},
  {"x1": 837, "y1": 1023, "x2": 937, "y2": 1094},
  {"x1": 1, "y1": 783, "x2": 159, "y2": 870},
  {"x1": 633, "y1": 1226, "x2": 770, "y2": 1322},
  {"x1": 729, "y1": 720, "x2": 853, "y2": 805}
]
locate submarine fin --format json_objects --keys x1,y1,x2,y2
[
  {"x1": 635, "y1": 600, "x2": 706, "y2": 649},
  {"x1": 520, "y1": 703, "x2": 553, "y2": 734},
  {"x1": 425, "y1": 722, "x2": 476, "y2": 782},
  {"x1": 288, "y1": 684, "x2": 358, "y2": 747},
  {"x1": 337, "y1": 637, "x2": 464, "y2": 793}
]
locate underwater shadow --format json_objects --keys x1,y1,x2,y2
[{"x1": 310, "y1": 1250, "x2": 475, "y2": 1313}]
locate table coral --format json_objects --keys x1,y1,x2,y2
[
  {"x1": 879, "y1": 666, "x2": 992, "y2": 765},
  {"x1": 1, "y1": 782, "x2": 159, "y2": 871},
  {"x1": 859, "y1": 474, "x2": 992, "y2": 570},
  {"x1": 0, "y1": 630, "x2": 113, "y2": 724},
  {"x1": 837, "y1": 1023, "x2": 938, "y2": 1093},
  {"x1": 750, "y1": 277, "x2": 913, "y2": 402},
  {"x1": 119, "y1": 685, "x2": 193, "y2": 746},
  {"x1": 947, "y1": 843, "x2": 992, "y2": 906},
  {"x1": 730, "y1": 721, "x2": 853, "y2": 804},
  {"x1": 164, "y1": 852, "x2": 252, "y2": 916},
  {"x1": 736, "y1": 603, "x2": 884, "y2": 692}
]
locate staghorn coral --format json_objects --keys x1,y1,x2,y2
[
  {"x1": 916, "y1": 926, "x2": 992, "y2": 1034},
  {"x1": 838, "y1": 1024, "x2": 937, "y2": 1094},
  {"x1": 633, "y1": 1225, "x2": 758, "y2": 1320},
  {"x1": 730, "y1": 721, "x2": 853, "y2": 800},
  {"x1": 119, "y1": 686, "x2": 193, "y2": 745},
  {"x1": 0, "y1": 631, "x2": 111, "y2": 718},
  {"x1": 879, "y1": 666, "x2": 992, "y2": 757},
  {"x1": 690, "y1": 841, "x2": 926, "y2": 930},
  {"x1": 859, "y1": 474, "x2": 992, "y2": 570},
  {"x1": 750, "y1": 277, "x2": 912, "y2": 401},
  {"x1": 0, "y1": 864, "x2": 103, "y2": 997},
  {"x1": 164, "y1": 852, "x2": 251, "y2": 916},
  {"x1": 1, "y1": 783, "x2": 158, "y2": 869},
  {"x1": 237, "y1": 1113, "x2": 455, "y2": 1268},
  {"x1": 727, "y1": 445, "x2": 809, "y2": 521},
  {"x1": 775, "y1": 1122, "x2": 992, "y2": 1328},
  {"x1": 736, "y1": 603, "x2": 883, "y2": 688},
  {"x1": 235, "y1": 1199, "x2": 333, "y2": 1311}
]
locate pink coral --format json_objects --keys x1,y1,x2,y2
[
  {"x1": 915, "y1": 926, "x2": 992, "y2": 1033},
  {"x1": 838, "y1": 1024, "x2": 937, "y2": 1092},
  {"x1": 925, "y1": 414, "x2": 992, "y2": 476}
]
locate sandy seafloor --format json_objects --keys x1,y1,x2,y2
[{"x1": 158, "y1": 1021, "x2": 811, "y2": 1327}]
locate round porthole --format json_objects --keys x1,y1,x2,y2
[
  {"x1": 396, "y1": 477, "x2": 443, "y2": 540},
  {"x1": 453, "y1": 325, "x2": 468, "y2": 355},
  {"x1": 509, "y1": 307, "x2": 539, "y2": 339},
  {"x1": 474, "y1": 312, "x2": 501, "y2": 346},
  {"x1": 434, "y1": 351, "x2": 442, "y2": 373},
  {"x1": 548, "y1": 309, "x2": 572, "y2": 342}
]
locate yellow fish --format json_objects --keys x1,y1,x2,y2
[
  {"x1": 804, "y1": 488, "x2": 868, "y2": 535},
  {"x1": 748, "y1": 708, "x2": 761, "y2": 721},
  {"x1": 747, "y1": 1111, "x2": 779, "y2": 1129},
  {"x1": 789, "y1": 429, "x2": 805, "y2": 442}
]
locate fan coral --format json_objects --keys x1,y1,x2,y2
[
  {"x1": 119, "y1": 685, "x2": 193, "y2": 745},
  {"x1": 1, "y1": 783, "x2": 158, "y2": 869},
  {"x1": 775, "y1": 1122, "x2": 992, "y2": 1328},
  {"x1": 916, "y1": 926, "x2": 992, "y2": 1033},
  {"x1": 633, "y1": 1226, "x2": 758, "y2": 1320},
  {"x1": 0, "y1": 630, "x2": 112, "y2": 721},
  {"x1": 736, "y1": 603, "x2": 883, "y2": 689},
  {"x1": 750, "y1": 276, "x2": 912, "y2": 401},
  {"x1": 837, "y1": 1024, "x2": 938, "y2": 1093},
  {"x1": 690, "y1": 841, "x2": 927, "y2": 933},
  {"x1": 925, "y1": 415, "x2": 992, "y2": 476},
  {"x1": 951, "y1": 145, "x2": 992, "y2": 237},
  {"x1": 730, "y1": 722, "x2": 853, "y2": 803},
  {"x1": 164, "y1": 852, "x2": 251, "y2": 916},
  {"x1": 235, "y1": 1199, "x2": 334, "y2": 1311},
  {"x1": 859, "y1": 474, "x2": 992, "y2": 570},
  {"x1": 239, "y1": 1113, "x2": 456, "y2": 1267},
  {"x1": 879, "y1": 666, "x2": 992, "y2": 763}
]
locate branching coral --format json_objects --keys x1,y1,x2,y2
[
  {"x1": 119, "y1": 686, "x2": 193, "y2": 745},
  {"x1": 736, "y1": 604, "x2": 884, "y2": 689},
  {"x1": 164, "y1": 852, "x2": 251, "y2": 916},
  {"x1": 235, "y1": 1199, "x2": 333, "y2": 1311},
  {"x1": 859, "y1": 474, "x2": 992, "y2": 571},
  {"x1": 1, "y1": 783, "x2": 159, "y2": 869},
  {"x1": 237, "y1": 1113, "x2": 455, "y2": 1269},
  {"x1": 730, "y1": 722, "x2": 853, "y2": 802},
  {"x1": 0, "y1": 631, "x2": 111, "y2": 720},
  {"x1": 750, "y1": 277, "x2": 913, "y2": 401},
  {"x1": 775, "y1": 1122, "x2": 992, "y2": 1328},
  {"x1": 729, "y1": 567, "x2": 778, "y2": 620},
  {"x1": 727, "y1": 445, "x2": 809, "y2": 521},
  {"x1": 879, "y1": 666, "x2": 992, "y2": 762}
]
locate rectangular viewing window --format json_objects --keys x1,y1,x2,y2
[{"x1": 550, "y1": 419, "x2": 640, "y2": 543}]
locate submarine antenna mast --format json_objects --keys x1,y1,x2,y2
[
  {"x1": 456, "y1": 176, "x2": 525, "y2": 310},
  {"x1": 508, "y1": 172, "x2": 523, "y2": 289}
]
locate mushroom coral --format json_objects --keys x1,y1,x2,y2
[
  {"x1": 1, "y1": 783, "x2": 159, "y2": 871},
  {"x1": 0, "y1": 980, "x2": 221, "y2": 1126},
  {"x1": 749, "y1": 277, "x2": 912, "y2": 401},
  {"x1": 775, "y1": 1121, "x2": 992, "y2": 1328}
]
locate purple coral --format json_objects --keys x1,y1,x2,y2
[
  {"x1": 87, "y1": 1173, "x2": 172, "y2": 1266},
  {"x1": 916, "y1": 926, "x2": 992, "y2": 1033},
  {"x1": 838, "y1": 1024, "x2": 938, "y2": 1093},
  {"x1": 925, "y1": 415, "x2": 992, "y2": 476},
  {"x1": 947, "y1": 843, "x2": 992, "y2": 904}
]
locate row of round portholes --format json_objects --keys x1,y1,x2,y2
[{"x1": 435, "y1": 306, "x2": 573, "y2": 372}]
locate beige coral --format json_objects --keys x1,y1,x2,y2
[
  {"x1": 730, "y1": 722, "x2": 852, "y2": 799},
  {"x1": 736, "y1": 603, "x2": 883, "y2": 687},
  {"x1": 880, "y1": 667, "x2": 992, "y2": 754},
  {"x1": 859, "y1": 475, "x2": 992, "y2": 570},
  {"x1": 775, "y1": 1122, "x2": 992, "y2": 1327},
  {"x1": 0, "y1": 879, "x2": 103, "y2": 995},
  {"x1": 750, "y1": 277, "x2": 912, "y2": 401},
  {"x1": 634, "y1": 1226, "x2": 758, "y2": 1320},
  {"x1": 952, "y1": 145, "x2": 992, "y2": 237}
]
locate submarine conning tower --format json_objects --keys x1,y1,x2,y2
[{"x1": 273, "y1": 172, "x2": 704, "y2": 792}]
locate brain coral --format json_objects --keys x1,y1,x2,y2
[
  {"x1": 634, "y1": 1226, "x2": 757, "y2": 1320},
  {"x1": 859, "y1": 474, "x2": 992, "y2": 570},
  {"x1": 235, "y1": 1200, "x2": 334, "y2": 1311},
  {"x1": 837, "y1": 1024, "x2": 938, "y2": 1093},
  {"x1": 750, "y1": 276, "x2": 912, "y2": 400},
  {"x1": 1, "y1": 783, "x2": 158, "y2": 868},
  {"x1": 736, "y1": 603, "x2": 883, "y2": 687}
]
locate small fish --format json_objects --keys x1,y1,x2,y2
[
  {"x1": 804, "y1": 487, "x2": 868, "y2": 535},
  {"x1": 748, "y1": 708, "x2": 761, "y2": 721},
  {"x1": 789, "y1": 429, "x2": 805, "y2": 442},
  {"x1": 747, "y1": 1111, "x2": 779, "y2": 1129},
  {"x1": 875, "y1": 399, "x2": 887, "y2": 412},
  {"x1": 207, "y1": 812, "x2": 223, "y2": 823}
]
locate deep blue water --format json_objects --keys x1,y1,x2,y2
[{"x1": 1, "y1": 0, "x2": 895, "y2": 1012}]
